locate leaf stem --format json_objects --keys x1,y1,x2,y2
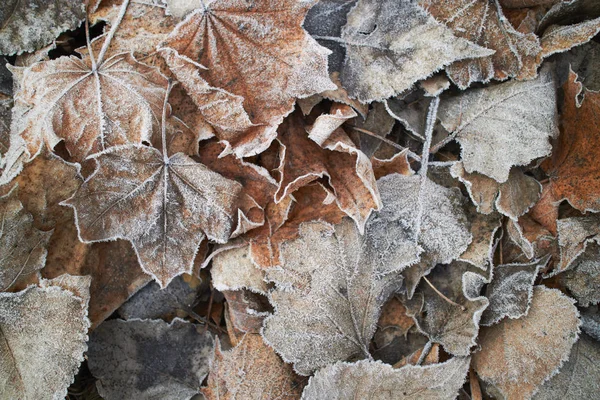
[
  {"x1": 423, "y1": 276, "x2": 466, "y2": 311},
  {"x1": 161, "y1": 80, "x2": 174, "y2": 161},
  {"x1": 84, "y1": 0, "x2": 98, "y2": 72},
  {"x1": 419, "y1": 96, "x2": 440, "y2": 177},
  {"x1": 97, "y1": 0, "x2": 130, "y2": 66},
  {"x1": 416, "y1": 340, "x2": 433, "y2": 365},
  {"x1": 348, "y1": 125, "x2": 421, "y2": 161}
]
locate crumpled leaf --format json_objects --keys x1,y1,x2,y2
[
  {"x1": 0, "y1": 278, "x2": 90, "y2": 399},
  {"x1": 341, "y1": 0, "x2": 493, "y2": 102},
  {"x1": 161, "y1": 0, "x2": 335, "y2": 158},
  {"x1": 0, "y1": 186, "x2": 52, "y2": 291},
  {"x1": 458, "y1": 208, "x2": 502, "y2": 270},
  {"x1": 0, "y1": 0, "x2": 85, "y2": 55},
  {"x1": 420, "y1": 0, "x2": 542, "y2": 88},
  {"x1": 87, "y1": 318, "x2": 214, "y2": 400},
  {"x1": 301, "y1": 357, "x2": 470, "y2": 400},
  {"x1": 473, "y1": 286, "x2": 580, "y2": 400},
  {"x1": 543, "y1": 69, "x2": 600, "y2": 212},
  {"x1": 438, "y1": 66, "x2": 557, "y2": 183},
  {"x1": 276, "y1": 110, "x2": 381, "y2": 232},
  {"x1": 63, "y1": 145, "x2": 246, "y2": 288},
  {"x1": 404, "y1": 263, "x2": 489, "y2": 356},
  {"x1": 262, "y1": 219, "x2": 404, "y2": 375},
  {"x1": 554, "y1": 214, "x2": 600, "y2": 273},
  {"x1": 559, "y1": 241, "x2": 600, "y2": 307},
  {"x1": 533, "y1": 334, "x2": 600, "y2": 400},
  {"x1": 450, "y1": 162, "x2": 541, "y2": 220},
  {"x1": 223, "y1": 289, "x2": 272, "y2": 334},
  {"x1": 202, "y1": 334, "x2": 307, "y2": 400},
  {"x1": 480, "y1": 256, "x2": 549, "y2": 326}
]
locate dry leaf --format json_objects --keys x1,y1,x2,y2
[
  {"x1": 580, "y1": 307, "x2": 600, "y2": 341},
  {"x1": 458, "y1": 208, "x2": 502, "y2": 270},
  {"x1": 559, "y1": 242, "x2": 600, "y2": 307},
  {"x1": 473, "y1": 286, "x2": 580, "y2": 400},
  {"x1": 341, "y1": 0, "x2": 493, "y2": 102},
  {"x1": 438, "y1": 66, "x2": 557, "y2": 183},
  {"x1": 161, "y1": 0, "x2": 335, "y2": 158},
  {"x1": 223, "y1": 289, "x2": 271, "y2": 334},
  {"x1": 420, "y1": 0, "x2": 542, "y2": 88},
  {"x1": 212, "y1": 245, "x2": 268, "y2": 294},
  {"x1": 301, "y1": 357, "x2": 470, "y2": 400},
  {"x1": 0, "y1": 279, "x2": 90, "y2": 399},
  {"x1": 88, "y1": 318, "x2": 214, "y2": 400},
  {"x1": 202, "y1": 334, "x2": 306, "y2": 400},
  {"x1": 0, "y1": 0, "x2": 85, "y2": 55},
  {"x1": 555, "y1": 214, "x2": 600, "y2": 273}
]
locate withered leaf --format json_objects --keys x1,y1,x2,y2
[
  {"x1": 438, "y1": 66, "x2": 557, "y2": 183},
  {"x1": 341, "y1": 0, "x2": 493, "y2": 102},
  {"x1": 480, "y1": 257, "x2": 549, "y2": 326},
  {"x1": 543, "y1": 69, "x2": 600, "y2": 212},
  {"x1": 554, "y1": 214, "x2": 600, "y2": 273},
  {"x1": 458, "y1": 208, "x2": 502, "y2": 270},
  {"x1": 533, "y1": 334, "x2": 600, "y2": 400},
  {"x1": 0, "y1": 0, "x2": 85, "y2": 55},
  {"x1": 13, "y1": 51, "x2": 167, "y2": 162},
  {"x1": 0, "y1": 186, "x2": 52, "y2": 291},
  {"x1": 64, "y1": 145, "x2": 245, "y2": 288},
  {"x1": 580, "y1": 307, "x2": 600, "y2": 341},
  {"x1": 88, "y1": 318, "x2": 214, "y2": 400},
  {"x1": 161, "y1": 0, "x2": 335, "y2": 158},
  {"x1": 301, "y1": 357, "x2": 470, "y2": 400},
  {"x1": 473, "y1": 286, "x2": 580, "y2": 400},
  {"x1": 224, "y1": 289, "x2": 271, "y2": 334},
  {"x1": 202, "y1": 334, "x2": 306, "y2": 400},
  {"x1": 0, "y1": 278, "x2": 90, "y2": 399},
  {"x1": 262, "y1": 219, "x2": 404, "y2": 375},
  {"x1": 420, "y1": 0, "x2": 542, "y2": 88},
  {"x1": 212, "y1": 245, "x2": 268, "y2": 294},
  {"x1": 559, "y1": 241, "x2": 600, "y2": 307}
]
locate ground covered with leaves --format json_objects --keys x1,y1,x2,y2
[{"x1": 0, "y1": 0, "x2": 599, "y2": 399}]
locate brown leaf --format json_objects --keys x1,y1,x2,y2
[
  {"x1": 473, "y1": 286, "x2": 580, "y2": 400},
  {"x1": 223, "y1": 289, "x2": 271, "y2": 334},
  {"x1": 202, "y1": 335, "x2": 306, "y2": 400},
  {"x1": 540, "y1": 17, "x2": 600, "y2": 59},
  {"x1": 160, "y1": 0, "x2": 335, "y2": 158},
  {"x1": 458, "y1": 208, "x2": 502, "y2": 270},
  {"x1": 420, "y1": 0, "x2": 542, "y2": 88},
  {"x1": 529, "y1": 183, "x2": 560, "y2": 236},
  {"x1": 543, "y1": 69, "x2": 600, "y2": 212},
  {"x1": 371, "y1": 150, "x2": 414, "y2": 180},
  {"x1": 554, "y1": 214, "x2": 600, "y2": 273}
]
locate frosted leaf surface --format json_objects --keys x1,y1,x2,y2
[
  {"x1": 559, "y1": 242, "x2": 600, "y2": 307},
  {"x1": 0, "y1": 0, "x2": 85, "y2": 55},
  {"x1": 473, "y1": 286, "x2": 581, "y2": 400},
  {"x1": 0, "y1": 282, "x2": 90, "y2": 399},
  {"x1": 211, "y1": 245, "x2": 268, "y2": 294},
  {"x1": 341, "y1": 0, "x2": 493, "y2": 102},
  {"x1": 63, "y1": 145, "x2": 245, "y2": 288},
  {"x1": 262, "y1": 219, "x2": 404, "y2": 375},
  {"x1": 555, "y1": 214, "x2": 600, "y2": 273},
  {"x1": 458, "y1": 208, "x2": 501, "y2": 270},
  {"x1": 88, "y1": 318, "x2": 214, "y2": 400},
  {"x1": 301, "y1": 357, "x2": 470, "y2": 400},
  {"x1": 438, "y1": 66, "x2": 558, "y2": 183}
]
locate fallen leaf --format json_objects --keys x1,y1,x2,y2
[
  {"x1": 555, "y1": 214, "x2": 600, "y2": 273},
  {"x1": 0, "y1": 0, "x2": 85, "y2": 55},
  {"x1": 87, "y1": 318, "x2": 214, "y2": 400},
  {"x1": 223, "y1": 289, "x2": 271, "y2": 334},
  {"x1": 473, "y1": 286, "x2": 580, "y2": 400},
  {"x1": 202, "y1": 334, "x2": 307, "y2": 400},
  {"x1": 301, "y1": 357, "x2": 470, "y2": 400},
  {"x1": 580, "y1": 306, "x2": 600, "y2": 341},
  {"x1": 458, "y1": 208, "x2": 502, "y2": 270},
  {"x1": 559, "y1": 242, "x2": 600, "y2": 307},
  {"x1": 0, "y1": 278, "x2": 90, "y2": 399},
  {"x1": 540, "y1": 17, "x2": 600, "y2": 59},
  {"x1": 341, "y1": 0, "x2": 493, "y2": 102},
  {"x1": 211, "y1": 245, "x2": 268, "y2": 294},
  {"x1": 438, "y1": 66, "x2": 557, "y2": 183}
]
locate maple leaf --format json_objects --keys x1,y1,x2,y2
[
  {"x1": 87, "y1": 318, "x2": 214, "y2": 400},
  {"x1": 543, "y1": 68, "x2": 600, "y2": 212},
  {"x1": 160, "y1": 0, "x2": 336, "y2": 158},
  {"x1": 437, "y1": 65, "x2": 558, "y2": 183},
  {"x1": 0, "y1": 186, "x2": 52, "y2": 291},
  {"x1": 473, "y1": 286, "x2": 581, "y2": 400},
  {"x1": 301, "y1": 357, "x2": 470, "y2": 400},
  {"x1": 63, "y1": 144, "x2": 247, "y2": 288},
  {"x1": 202, "y1": 334, "x2": 307, "y2": 400},
  {"x1": 419, "y1": 0, "x2": 542, "y2": 88},
  {"x1": 0, "y1": 0, "x2": 85, "y2": 55},
  {"x1": 0, "y1": 277, "x2": 90, "y2": 399},
  {"x1": 340, "y1": 0, "x2": 493, "y2": 102}
]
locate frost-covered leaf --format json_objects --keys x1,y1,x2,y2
[
  {"x1": 542, "y1": 69, "x2": 600, "y2": 212},
  {"x1": 341, "y1": 0, "x2": 493, "y2": 102},
  {"x1": 0, "y1": 0, "x2": 85, "y2": 55},
  {"x1": 438, "y1": 66, "x2": 557, "y2": 183},
  {"x1": 450, "y1": 162, "x2": 541, "y2": 219},
  {"x1": 0, "y1": 186, "x2": 52, "y2": 291},
  {"x1": 301, "y1": 357, "x2": 470, "y2": 400},
  {"x1": 420, "y1": 0, "x2": 542, "y2": 88},
  {"x1": 458, "y1": 208, "x2": 502, "y2": 270},
  {"x1": 212, "y1": 245, "x2": 268, "y2": 294},
  {"x1": 223, "y1": 289, "x2": 271, "y2": 334},
  {"x1": 540, "y1": 17, "x2": 600, "y2": 59},
  {"x1": 262, "y1": 219, "x2": 404, "y2": 375},
  {"x1": 161, "y1": 0, "x2": 335, "y2": 158},
  {"x1": 404, "y1": 263, "x2": 489, "y2": 356},
  {"x1": 559, "y1": 242, "x2": 600, "y2": 307},
  {"x1": 0, "y1": 280, "x2": 90, "y2": 399},
  {"x1": 88, "y1": 318, "x2": 214, "y2": 400},
  {"x1": 202, "y1": 334, "x2": 306, "y2": 400},
  {"x1": 352, "y1": 102, "x2": 396, "y2": 158},
  {"x1": 63, "y1": 145, "x2": 246, "y2": 288},
  {"x1": 580, "y1": 306, "x2": 600, "y2": 341},
  {"x1": 554, "y1": 214, "x2": 600, "y2": 273},
  {"x1": 556, "y1": 41, "x2": 600, "y2": 92},
  {"x1": 533, "y1": 334, "x2": 600, "y2": 400},
  {"x1": 473, "y1": 286, "x2": 580, "y2": 400},
  {"x1": 480, "y1": 257, "x2": 548, "y2": 326}
]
